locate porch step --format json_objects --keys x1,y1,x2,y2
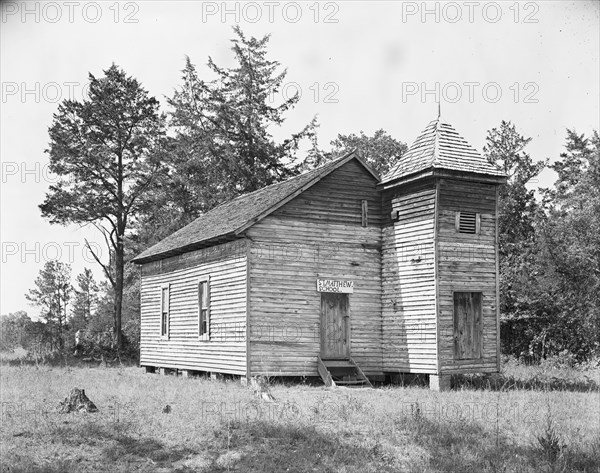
[
  {"x1": 317, "y1": 356, "x2": 373, "y2": 388},
  {"x1": 322, "y1": 359, "x2": 354, "y2": 368}
]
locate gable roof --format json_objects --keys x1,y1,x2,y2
[
  {"x1": 382, "y1": 119, "x2": 505, "y2": 184},
  {"x1": 132, "y1": 151, "x2": 379, "y2": 264}
]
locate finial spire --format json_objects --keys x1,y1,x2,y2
[{"x1": 433, "y1": 102, "x2": 441, "y2": 165}]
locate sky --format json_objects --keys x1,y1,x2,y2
[{"x1": 1, "y1": 0, "x2": 599, "y2": 317}]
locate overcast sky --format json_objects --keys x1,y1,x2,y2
[{"x1": 1, "y1": 0, "x2": 599, "y2": 317}]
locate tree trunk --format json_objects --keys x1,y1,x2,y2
[
  {"x1": 57, "y1": 290, "x2": 64, "y2": 349},
  {"x1": 113, "y1": 235, "x2": 124, "y2": 350}
]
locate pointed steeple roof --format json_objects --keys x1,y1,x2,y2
[{"x1": 382, "y1": 118, "x2": 504, "y2": 184}]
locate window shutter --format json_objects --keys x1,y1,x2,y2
[
  {"x1": 198, "y1": 277, "x2": 211, "y2": 339},
  {"x1": 161, "y1": 285, "x2": 170, "y2": 339}
]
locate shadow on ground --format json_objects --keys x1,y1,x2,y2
[
  {"x1": 202, "y1": 414, "x2": 600, "y2": 473},
  {"x1": 3, "y1": 404, "x2": 599, "y2": 472},
  {"x1": 452, "y1": 372, "x2": 599, "y2": 393},
  {"x1": 269, "y1": 372, "x2": 599, "y2": 393}
]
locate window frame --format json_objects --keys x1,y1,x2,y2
[
  {"x1": 160, "y1": 284, "x2": 170, "y2": 340},
  {"x1": 198, "y1": 275, "x2": 211, "y2": 341},
  {"x1": 455, "y1": 211, "x2": 481, "y2": 234}
]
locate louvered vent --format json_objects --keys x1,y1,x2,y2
[{"x1": 457, "y1": 212, "x2": 477, "y2": 234}]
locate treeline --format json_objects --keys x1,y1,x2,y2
[
  {"x1": 1, "y1": 264, "x2": 139, "y2": 359},
  {"x1": 485, "y1": 123, "x2": 600, "y2": 363},
  {"x1": 1, "y1": 27, "x2": 597, "y2": 364}
]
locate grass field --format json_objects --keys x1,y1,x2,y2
[{"x1": 1, "y1": 358, "x2": 599, "y2": 472}]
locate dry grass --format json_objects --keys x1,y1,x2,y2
[{"x1": 1, "y1": 360, "x2": 599, "y2": 472}]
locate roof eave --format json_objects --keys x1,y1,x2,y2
[
  {"x1": 131, "y1": 233, "x2": 242, "y2": 265},
  {"x1": 379, "y1": 169, "x2": 435, "y2": 189},
  {"x1": 380, "y1": 167, "x2": 507, "y2": 189}
]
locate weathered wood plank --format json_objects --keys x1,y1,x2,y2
[
  {"x1": 436, "y1": 178, "x2": 499, "y2": 374},
  {"x1": 247, "y1": 160, "x2": 383, "y2": 376},
  {"x1": 383, "y1": 178, "x2": 437, "y2": 372},
  {"x1": 140, "y1": 240, "x2": 248, "y2": 374}
]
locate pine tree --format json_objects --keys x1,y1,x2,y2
[
  {"x1": 71, "y1": 268, "x2": 99, "y2": 330},
  {"x1": 135, "y1": 27, "x2": 315, "y2": 250},
  {"x1": 25, "y1": 261, "x2": 72, "y2": 348},
  {"x1": 539, "y1": 130, "x2": 600, "y2": 359},
  {"x1": 40, "y1": 65, "x2": 166, "y2": 349},
  {"x1": 483, "y1": 121, "x2": 546, "y2": 357}
]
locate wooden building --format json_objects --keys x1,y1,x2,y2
[{"x1": 132, "y1": 118, "x2": 506, "y2": 390}]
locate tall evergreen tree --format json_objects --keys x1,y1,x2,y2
[
  {"x1": 200, "y1": 26, "x2": 311, "y2": 194},
  {"x1": 483, "y1": 121, "x2": 546, "y2": 357},
  {"x1": 136, "y1": 27, "x2": 315, "y2": 248},
  {"x1": 25, "y1": 261, "x2": 72, "y2": 348},
  {"x1": 538, "y1": 129, "x2": 600, "y2": 359},
  {"x1": 71, "y1": 268, "x2": 99, "y2": 330},
  {"x1": 39, "y1": 64, "x2": 166, "y2": 348}
]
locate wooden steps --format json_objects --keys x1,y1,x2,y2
[{"x1": 317, "y1": 356, "x2": 373, "y2": 388}]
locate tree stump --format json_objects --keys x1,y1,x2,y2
[{"x1": 58, "y1": 388, "x2": 98, "y2": 413}]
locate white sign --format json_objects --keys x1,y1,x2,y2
[{"x1": 316, "y1": 279, "x2": 354, "y2": 293}]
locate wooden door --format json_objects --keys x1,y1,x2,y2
[
  {"x1": 453, "y1": 292, "x2": 483, "y2": 359},
  {"x1": 320, "y1": 293, "x2": 350, "y2": 359}
]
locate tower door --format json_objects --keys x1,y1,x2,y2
[
  {"x1": 320, "y1": 293, "x2": 350, "y2": 359},
  {"x1": 453, "y1": 292, "x2": 483, "y2": 359}
]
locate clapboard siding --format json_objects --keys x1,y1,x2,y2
[
  {"x1": 139, "y1": 240, "x2": 248, "y2": 375},
  {"x1": 382, "y1": 178, "x2": 438, "y2": 373},
  {"x1": 274, "y1": 160, "x2": 383, "y2": 227},
  {"x1": 436, "y1": 178, "x2": 499, "y2": 373},
  {"x1": 247, "y1": 160, "x2": 383, "y2": 376},
  {"x1": 135, "y1": 150, "x2": 503, "y2": 383}
]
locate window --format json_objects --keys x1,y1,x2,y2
[
  {"x1": 198, "y1": 277, "x2": 210, "y2": 339},
  {"x1": 160, "y1": 285, "x2": 170, "y2": 339},
  {"x1": 361, "y1": 200, "x2": 368, "y2": 227},
  {"x1": 455, "y1": 211, "x2": 480, "y2": 234}
]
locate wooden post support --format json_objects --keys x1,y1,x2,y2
[
  {"x1": 210, "y1": 372, "x2": 223, "y2": 381},
  {"x1": 240, "y1": 376, "x2": 248, "y2": 386},
  {"x1": 159, "y1": 367, "x2": 175, "y2": 376},
  {"x1": 181, "y1": 370, "x2": 193, "y2": 378},
  {"x1": 429, "y1": 374, "x2": 451, "y2": 391}
]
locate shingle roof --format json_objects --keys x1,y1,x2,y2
[
  {"x1": 382, "y1": 119, "x2": 504, "y2": 183},
  {"x1": 132, "y1": 151, "x2": 376, "y2": 263}
]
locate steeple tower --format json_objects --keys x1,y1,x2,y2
[{"x1": 380, "y1": 116, "x2": 506, "y2": 390}]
